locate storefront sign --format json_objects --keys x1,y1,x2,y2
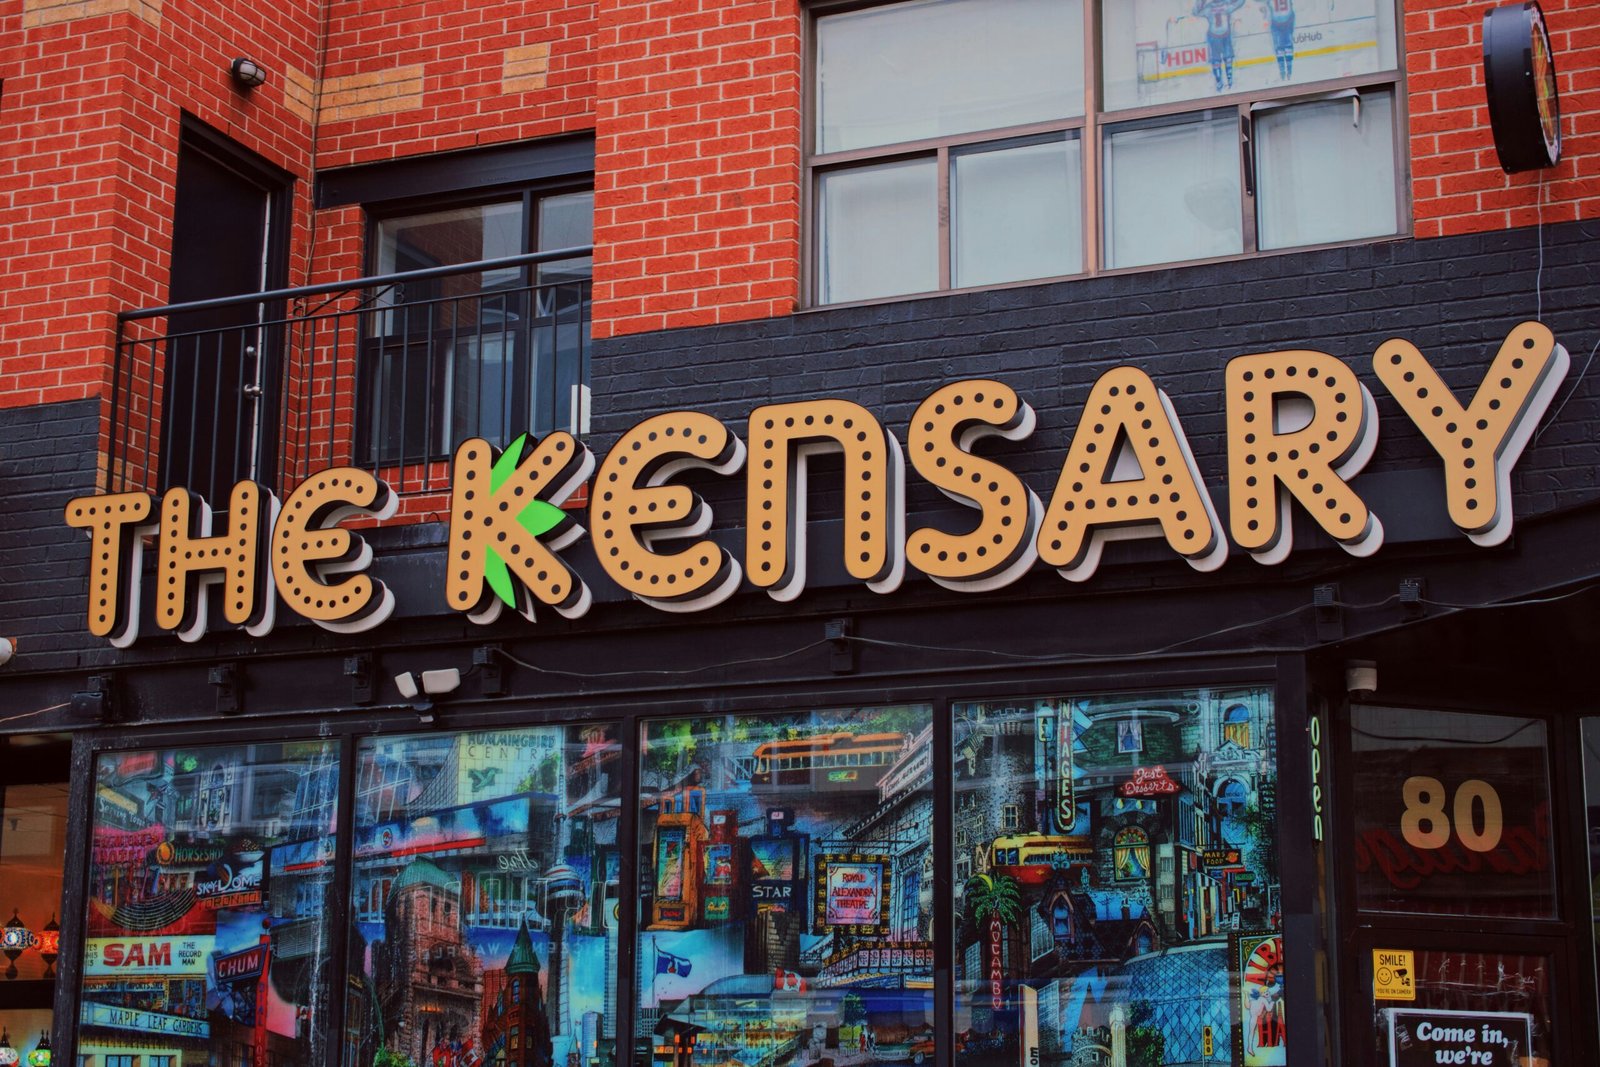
[
  {"x1": 1350, "y1": 709, "x2": 1554, "y2": 917},
  {"x1": 81, "y1": 1001, "x2": 210, "y2": 1038},
  {"x1": 83, "y1": 936, "x2": 213, "y2": 976},
  {"x1": 212, "y1": 945, "x2": 267, "y2": 983},
  {"x1": 1202, "y1": 848, "x2": 1244, "y2": 869},
  {"x1": 1020, "y1": 984, "x2": 1040, "y2": 1067},
  {"x1": 1056, "y1": 712, "x2": 1076, "y2": 833},
  {"x1": 193, "y1": 858, "x2": 264, "y2": 907},
  {"x1": 814, "y1": 855, "x2": 892, "y2": 936},
  {"x1": 1386, "y1": 1009, "x2": 1532, "y2": 1067},
  {"x1": 1119, "y1": 766, "x2": 1181, "y2": 797},
  {"x1": 1310, "y1": 713, "x2": 1325, "y2": 843},
  {"x1": 1373, "y1": 949, "x2": 1416, "y2": 1001},
  {"x1": 67, "y1": 324, "x2": 1571, "y2": 646},
  {"x1": 153, "y1": 841, "x2": 225, "y2": 867},
  {"x1": 989, "y1": 918, "x2": 1004, "y2": 1011}
]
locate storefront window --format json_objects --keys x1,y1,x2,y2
[
  {"x1": 345, "y1": 724, "x2": 621, "y2": 1067},
  {"x1": 79, "y1": 741, "x2": 340, "y2": 1065},
  {"x1": 953, "y1": 687, "x2": 1281, "y2": 1066},
  {"x1": 1350, "y1": 707, "x2": 1555, "y2": 918},
  {"x1": 1583, "y1": 718, "x2": 1600, "y2": 1022},
  {"x1": 637, "y1": 707, "x2": 934, "y2": 1066},
  {"x1": 1373, "y1": 949, "x2": 1553, "y2": 1067},
  {"x1": 0, "y1": 769, "x2": 68, "y2": 1067}
]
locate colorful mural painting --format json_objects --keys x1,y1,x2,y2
[
  {"x1": 636, "y1": 707, "x2": 934, "y2": 1067},
  {"x1": 345, "y1": 725, "x2": 622, "y2": 1067},
  {"x1": 80, "y1": 741, "x2": 341, "y2": 1064},
  {"x1": 953, "y1": 688, "x2": 1281, "y2": 1067}
]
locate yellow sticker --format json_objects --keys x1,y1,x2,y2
[{"x1": 1373, "y1": 948, "x2": 1416, "y2": 1001}]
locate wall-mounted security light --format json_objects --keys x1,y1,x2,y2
[
  {"x1": 0, "y1": 639, "x2": 15, "y2": 669},
  {"x1": 230, "y1": 57, "x2": 268, "y2": 90},
  {"x1": 395, "y1": 667, "x2": 462, "y2": 723},
  {"x1": 393, "y1": 669, "x2": 462, "y2": 700}
]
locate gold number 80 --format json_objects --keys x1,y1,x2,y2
[{"x1": 1400, "y1": 776, "x2": 1503, "y2": 852}]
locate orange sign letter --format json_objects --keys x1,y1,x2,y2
[{"x1": 1373, "y1": 321, "x2": 1568, "y2": 546}]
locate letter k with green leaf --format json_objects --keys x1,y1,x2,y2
[{"x1": 446, "y1": 432, "x2": 596, "y2": 624}]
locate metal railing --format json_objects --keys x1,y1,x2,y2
[{"x1": 110, "y1": 247, "x2": 592, "y2": 501}]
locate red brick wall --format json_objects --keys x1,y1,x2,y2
[
  {"x1": 314, "y1": 0, "x2": 598, "y2": 168},
  {"x1": 1408, "y1": 0, "x2": 1600, "y2": 237},
  {"x1": 1, "y1": 0, "x2": 322, "y2": 413},
  {"x1": 4, "y1": 0, "x2": 1598, "y2": 417},
  {"x1": 590, "y1": 0, "x2": 801, "y2": 339}
]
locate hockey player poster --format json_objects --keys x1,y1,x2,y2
[{"x1": 1102, "y1": 0, "x2": 1393, "y2": 110}]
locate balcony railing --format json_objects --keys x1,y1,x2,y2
[{"x1": 109, "y1": 248, "x2": 592, "y2": 503}]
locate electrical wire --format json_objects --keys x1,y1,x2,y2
[
  {"x1": 1350, "y1": 718, "x2": 1541, "y2": 746},
  {"x1": 496, "y1": 638, "x2": 834, "y2": 678},
  {"x1": 0, "y1": 703, "x2": 69, "y2": 728},
  {"x1": 1535, "y1": 334, "x2": 1600, "y2": 445},
  {"x1": 487, "y1": 573, "x2": 1600, "y2": 678},
  {"x1": 848, "y1": 593, "x2": 1398, "y2": 665},
  {"x1": 1534, "y1": 166, "x2": 1545, "y2": 321}
]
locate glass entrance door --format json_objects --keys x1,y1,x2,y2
[{"x1": 1339, "y1": 704, "x2": 1580, "y2": 1067}]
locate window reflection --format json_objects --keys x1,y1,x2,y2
[
  {"x1": 345, "y1": 725, "x2": 621, "y2": 1067},
  {"x1": 1582, "y1": 718, "x2": 1600, "y2": 1023},
  {"x1": 1350, "y1": 707, "x2": 1555, "y2": 919},
  {"x1": 80, "y1": 742, "x2": 340, "y2": 1066},
  {"x1": 637, "y1": 708, "x2": 934, "y2": 1067},
  {"x1": 953, "y1": 688, "x2": 1282, "y2": 1066}
]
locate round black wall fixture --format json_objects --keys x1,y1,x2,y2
[{"x1": 1482, "y1": 1, "x2": 1562, "y2": 173}]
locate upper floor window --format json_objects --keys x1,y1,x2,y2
[
  {"x1": 809, "y1": 0, "x2": 1402, "y2": 305},
  {"x1": 363, "y1": 187, "x2": 593, "y2": 465}
]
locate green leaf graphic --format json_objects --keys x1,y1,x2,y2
[
  {"x1": 478, "y1": 435, "x2": 567, "y2": 609},
  {"x1": 485, "y1": 548, "x2": 516, "y2": 610},
  {"x1": 519, "y1": 498, "x2": 565, "y2": 539},
  {"x1": 491, "y1": 433, "x2": 529, "y2": 493}
]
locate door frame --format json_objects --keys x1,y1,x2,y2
[
  {"x1": 1330, "y1": 693, "x2": 1598, "y2": 1066},
  {"x1": 161, "y1": 114, "x2": 293, "y2": 497}
]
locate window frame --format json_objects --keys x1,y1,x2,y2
[
  {"x1": 53, "y1": 664, "x2": 1320, "y2": 1067},
  {"x1": 1330, "y1": 696, "x2": 1591, "y2": 1067},
  {"x1": 355, "y1": 178, "x2": 595, "y2": 469},
  {"x1": 802, "y1": 0, "x2": 1410, "y2": 309}
]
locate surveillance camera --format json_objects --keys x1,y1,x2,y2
[
  {"x1": 0, "y1": 638, "x2": 14, "y2": 668},
  {"x1": 1345, "y1": 660, "x2": 1378, "y2": 699}
]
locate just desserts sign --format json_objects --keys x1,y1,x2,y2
[{"x1": 66, "y1": 322, "x2": 1569, "y2": 646}]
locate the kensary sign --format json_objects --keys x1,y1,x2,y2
[{"x1": 66, "y1": 323, "x2": 1569, "y2": 646}]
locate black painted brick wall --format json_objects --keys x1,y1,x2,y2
[
  {"x1": 2, "y1": 222, "x2": 1597, "y2": 677},
  {"x1": 0, "y1": 399, "x2": 99, "y2": 662},
  {"x1": 591, "y1": 219, "x2": 1600, "y2": 527}
]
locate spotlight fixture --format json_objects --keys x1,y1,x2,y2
[
  {"x1": 230, "y1": 57, "x2": 267, "y2": 90},
  {"x1": 394, "y1": 667, "x2": 461, "y2": 722},
  {"x1": 394, "y1": 669, "x2": 462, "y2": 699}
]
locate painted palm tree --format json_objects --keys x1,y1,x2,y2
[
  {"x1": 966, "y1": 873, "x2": 1023, "y2": 1011},
  {"x1": 967, "y1": 872, "x2": 1023, "y2": 928}
]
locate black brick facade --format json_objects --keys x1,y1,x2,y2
[
  {"x1": 3, "y1": 221, "x2": 1598, "y2": 709},
  {"x1": 592, "y1": 219, "x2": 1600, "y2": 523},
  {"x1": 0, "y1": 398, "x2": 98, "y2": 661}
]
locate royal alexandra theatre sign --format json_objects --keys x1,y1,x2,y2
[{"x1": 66, "y1": 323, "x2": 1568, "y2": 646}]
